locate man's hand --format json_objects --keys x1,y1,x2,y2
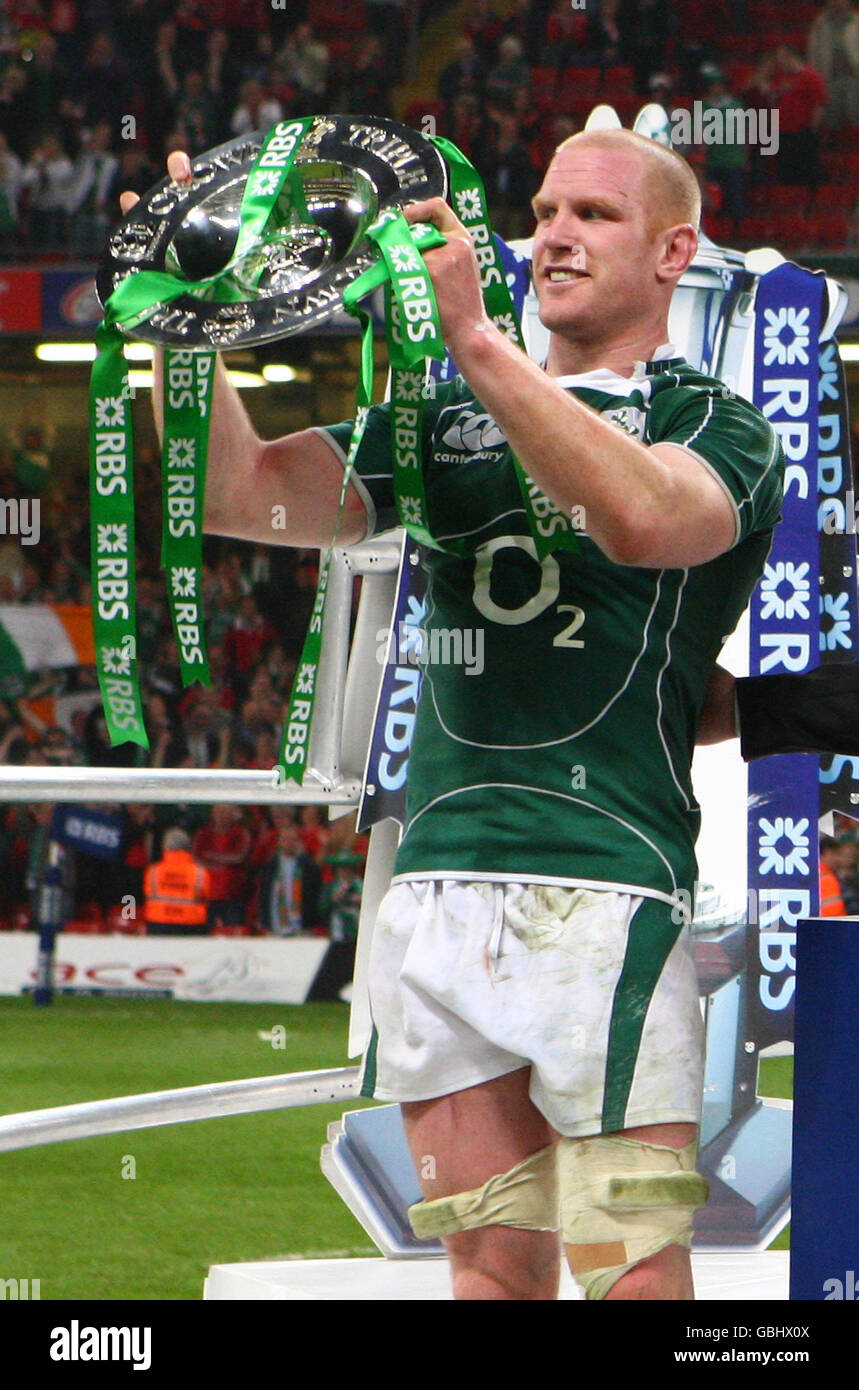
[
  {"x1": 402, "y1": 197, "x2": 495, "y2": 361},
  {"x1": 119, "y1": 149, "x2": 191, "y2": 216}
]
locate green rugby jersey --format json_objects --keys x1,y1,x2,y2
[{"x1": 320, "y1": 356, "x2": 784, "y2": 909}]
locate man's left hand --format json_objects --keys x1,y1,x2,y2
[{"x1": 402, "y1": 197, "x2": 494, "y2": 360}]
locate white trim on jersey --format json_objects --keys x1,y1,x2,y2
[
  {"x1": 420, "y1": 569, "x2": 672, "y2": 750},
  {"x1": 400, "y1": 781, "x2": 682, "y2": 898},
  {"x1": 310, "y1": 425, "x2": 379, "y2": 536},
  {"x1": 663, "y1": 442, "x2": 742, "y2": 546},
  {"x1": 655, "y1": 569, "x2": 694, "y2": 815}
]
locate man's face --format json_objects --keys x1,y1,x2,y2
[{"x1": 531, "y1": 144, "x2": 669, "y2": 347}]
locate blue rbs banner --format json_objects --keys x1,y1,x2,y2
[{"x1": 748, "y1": 264, "x2": 825, "y2": 1044}]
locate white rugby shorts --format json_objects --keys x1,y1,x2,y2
[{"x1": 360, "y1": 879, "x2": 705, "y2": 1137}]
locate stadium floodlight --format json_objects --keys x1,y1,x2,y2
[
  {"x1": 261, "y1": 364, "x2": 297, "y2": 383},
  {"x1": 36, "y1": 343, "x2": 97, "y2": 362}
]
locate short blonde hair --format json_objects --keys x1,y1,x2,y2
[{"x1": 554, "y1": 129, "x2": 701, "y2": 235}]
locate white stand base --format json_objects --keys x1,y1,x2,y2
[{"x1": 203, "y1": 1250, "x2": 790, "y2": 1301}]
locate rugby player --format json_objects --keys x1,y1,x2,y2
[{"x1": 125, "y1": 129, "x2": 785, "y2": 1300}]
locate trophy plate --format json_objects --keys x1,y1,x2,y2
[{"x1": 97, "y1": 116, "x2": 448, "y2": 348}]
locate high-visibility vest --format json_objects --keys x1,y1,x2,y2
[
  {"x1": 144, "y1": 850, "x2": 210, "y2": 926},
  {"x1": 820, "y1": 864, "x2": 846, "y2": 918}
]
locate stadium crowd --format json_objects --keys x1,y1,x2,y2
[
  {"x1": 0, "y1": 0, "x2": 856, "y2": 255},
  {"x1": 0, "y1": 0, "x2": 857, "y2": 937}
]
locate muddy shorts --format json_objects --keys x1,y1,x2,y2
[{"x1": 360, "y1": 879, "x2": 705, "y2": 1137}]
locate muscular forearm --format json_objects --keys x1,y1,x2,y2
[
  {"x1": 154, "y1": 349, "x2": 364, "y2": 546},
  {"x1": 451, "y1": 324, "x2": 733, "y2": 567}
]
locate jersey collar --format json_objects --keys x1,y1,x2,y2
[{"x1": 549, "y1": 343, "x2": 685, "y2": 394}]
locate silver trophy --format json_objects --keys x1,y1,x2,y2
[{"x1": 97, "y1": 116, "x2": 448, "y2": 349}]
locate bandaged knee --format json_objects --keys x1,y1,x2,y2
[
  {"x1": 408, "y1": 1144, "x2": 560, "y2": 1240},
  {"x1": 558, "y1": 1135, "x2": 709, "y2": 1300}
]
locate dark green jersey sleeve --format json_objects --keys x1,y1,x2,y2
[
  {"x1": 649, "y1": 384, "x2": 785, "y2": 545},
  {"x1": 316, "y1": 403, "x2": 399, "y2": 537},
  {"x1": 316, "y1": 378, "x2": 463, "y2": 538}
]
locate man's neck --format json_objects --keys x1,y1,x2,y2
[{"x1": 545, "y1": 324, "x2": 674, "y2": 380}]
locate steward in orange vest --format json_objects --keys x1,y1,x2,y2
[
  {"x1": 144, "y1": 829, "x2": 211, "y2": 935},
  {"x1": 819, "y1": 836, "x2": 847, "y2": 918}
]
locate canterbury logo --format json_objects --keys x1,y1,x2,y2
[{"x1": 441, "y1": 413, "x2": 507, "y2": 452}]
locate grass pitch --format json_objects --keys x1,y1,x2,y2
[{"x1": 0, "y1": 996, "x2": 792, "y2": 1299}]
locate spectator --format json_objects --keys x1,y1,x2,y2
[
  {"x1": 503, "y1": 0, "x2": 542, "y2": 61},
  {"x1": 220, "y1": 0, "x2": 270, "y2": 68},
  {"x1": 106, "y1": 142, "x2": 156, "y2": 211},
  {"x1": 819, "y1": 835, "x2": 847, "y2": 915},
  {"x1": 47, "y1": 0, "x2": 81, "y2": 68},
  {"x1": 229, "y1": 77, "x2": 282, "y2": 138},
  {"x1": 0, "y1": 64, "x2": 31, "y2": 160},
  {"x1": 586, "y1": 0, "x2": 624, "y2": 68},
  {"x1": 224, "y1": 593, "x2": 277, "y2": 693},
  {"x1": 298, "y1": 804, "x2": 330, "y2": 863},
  {"x1": 446, "y1": 92, "x2": 482, "y2": 162},
  {"x1": 486, "y1": 34, "x2": 530, "y2": 107},
  {"x1": 250, "y1": 803, "x2": 297, "y2": 870},
  {"x1": 770, "y1": 44, "x2": 827, "y2": 196},
  {"x1": 619, "y1": 0, "x2": 670, "y2": 95},
  {"x1": 314, "y1": 849, "x2": 364, "y2": 1000},
  {"x1": 340, "y1": 35, "x2": 392, "y2": 117},
  {"x1": 544, "y1": 0, "x2": 588, "y2": 72},
  {"x1": 465, "y1": 0, "x2": 503, "y2": 65},
  {"x1": 66, "y1": 118, "x2": 117, "y2": 256},
  {"x1": 698, "y1": 65, "x2": 747, "y2": 232},
  {"x1": 143, "y1": 827, "x2": 211, "y2": 936},
  {"x1": 117, "y1": 802, "x2": 159, "y2": 906},
  {"x1": 366, "y1": 0, "x2": 407, "y2": 78},
  {"x1": 20, "y1": 129, "x2": 74, "y2": 249},
  {"x1": 480, "y1": 111, "x2": 538, "y2": 239},
  {"x1": 438, "y1": 34, "x2": 486, "y2": 125},
  {"x1": 258, "y1": 820, "x2": 321, "y2": 935},
  {"x1": 808, "y1": 0, "x2": 859, "y2": 132},
  {"x1": 172, "y1": 70, "x2": 220, "y2": 156},
  {"x1": 169, "y1": 690, "x2": 231, "y2": 769},
  {"x1": 192, "y1": 803, "x2": 252, "y2": 928},
  {"x1": 0, "y1": 130, "x2": 22, "y2": 251},
  {"x1": 277, "y1": 20, "x2": 329, "y2": 114},
  {"x1": 173, "y1": 0, "x2": 210, "y2": 76},
  {"x1": 838, "y1": 835, "x2": 859, "y2": 915},
  {"x1": 75, "y1": 30, "x2": 133, "y2": 135}
]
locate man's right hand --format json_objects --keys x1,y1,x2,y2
[{"x1": 119, "y1": 150, "x2": 192, "y2": 216}]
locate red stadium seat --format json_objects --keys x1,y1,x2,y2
[
  {"x1": 815, "y1": 183, "x2": 856, "y2": 212},
  {"x1": 807, "y1": 212, "x2": 848, "y2": 248},
  {"x1": 726, "y1": 62, "x2": 756, "y2": 91},
  {"x1": 561, "y1": 66, "x2": 602, "y2": 93}
]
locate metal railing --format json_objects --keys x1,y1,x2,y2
[{"x1": 0, "y1": 1067, "x2": 363, "y2": 1153}]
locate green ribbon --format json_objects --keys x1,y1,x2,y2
[
  {"x1": 161, "y1": 349, "x2": 215, "y2": 687},
  {"x1": 89, "y1": 321, "x2": 148, "y2": 747},
  {"x1": 432, "y1": 135, "x2": 579, "y2": 558},
  {"x1": 90, "y1": 118, "x2": 316, "y2": 745}
]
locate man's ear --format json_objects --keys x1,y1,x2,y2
[{"x1": 656, "y1": 223, "x2": 698, "y2": 283}]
